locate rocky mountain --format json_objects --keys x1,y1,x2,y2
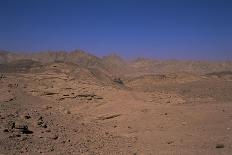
[{"x1": 0, "y1": 50, "x2": 232, "y2": 76}]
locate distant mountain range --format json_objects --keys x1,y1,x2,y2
[{"x1": 1, "y1": 50, "x2": 232, "y2": 76}]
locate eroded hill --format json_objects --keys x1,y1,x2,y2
[{"x1": 0, "y1": 51, "x2": 232, "y2": 155}]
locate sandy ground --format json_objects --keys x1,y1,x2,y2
[{"x1": 0, "y1": 64, "x2": 232, "y2": 155}]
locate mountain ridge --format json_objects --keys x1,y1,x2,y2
[{"x1": 0, "y1": 50, "x2": 232, "y2": 75}]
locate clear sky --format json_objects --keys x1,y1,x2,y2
[{"x1": 0, "y1": 0, "x2": 232, "y2": 60}]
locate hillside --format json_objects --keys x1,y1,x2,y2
[
  {"x1": 1, "y1": 50, "x2": 232, "y2": 77},
  {"x1": 0, "y1": 50, "x2": 232, "y2": 154}
]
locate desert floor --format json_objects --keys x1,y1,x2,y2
[{"x1": 0, "y1": 63, "x2": 232, "y2": 155}]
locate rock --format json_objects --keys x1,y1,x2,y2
[
  {"x1": 42, "y1": 124, "x2": 47, "y2": 128},
  {"x1": 37, "y1": 120, "x2": 43, "y2": 125},
  {"x1": 181, "y1": 122, "x2": 187, "y2": 126},
  {"x1": 216, "y1": 144, "x2": 224, "y2": 148},
  {"x1": 64, "y1": 110, "x2": 71, "y2": 114},
  {"x1": 167, "y1": 141, "x2": 174, "y2": 144},
  {"x1": 37, "y1": 121, "x2": 43, "y2": 126},
  {"x1": 38, "y1": 135, "x2": 43, "y2": 138},
  {"x1": 38, "y1": 116, "x2": 43, "y2": 121},
  {"x1": 113, "y1": 78, "x2": 124, "y2": 85},
  {"x1": 21, "y1": 137, "x2": 28, "y2": 141},
  {"x1": 14, "y1": 123, "x2": 33, "y2": 134},
  {"x1": 94, "y1": 96, "x2": 103, "y2": 99},
  {"x1": 5, "y1": 98, "x2": 15, "y2": 102},
  {"x1": 37, "y1": 116, "x2": 46, "y2": 127},
  {"x1": 43, "y1": 92, "x2": 58, "y2": 96},
  {"x1": 0, "y1": 74, "x2": 5, "y2": 79},
  {"x1": 3, "y1": 129, "x2": 9, "y2": 132},
  {"x1": 46, "y1": 106, "x2": 52, "y2": 109},
  {"x1": 51, "y1": 134, "x2": 58, "y2": 140},
  {"x1": 6, "y1": 121, "x2": 15, "y2": 129},
  {"x1": 37, "y1": 116, "x2": 47, "y2": 128},
  {"x1": 24, "y1": 115, "x2": 31, "y2": 119},
  {"x1": 45, "y1": 129, "x2": 51, "y2": 133},
  {"x1": 86, "y1": 97, "x2": 92, "y2": 100},
  {"x1": 97, "y1": 114, "x2": 121, "y2": 120},
  {"x1": 15, "y1": 124, "x2": 27, "y2": 131},
  {"x1": 9, "y1": 133, "x2": 21, "y2": 138}
]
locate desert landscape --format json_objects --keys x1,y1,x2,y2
[{"x1": 0, "y1": 50, "x2": 232, "y2": 154}]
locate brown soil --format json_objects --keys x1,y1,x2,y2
[{"x1": 0, "y1": 61, "x2": 232, "y2": 155}]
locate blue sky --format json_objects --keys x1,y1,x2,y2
[{"x1": 0, "y1": 0, "x2": 232, "y2": 59}]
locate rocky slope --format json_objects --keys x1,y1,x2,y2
[
  {"x1": 1, "y1": 50, "x2": 232, "y2": 76},
  {"x1": 0, "y1": 54, "x2": 232, "y2": 154}
]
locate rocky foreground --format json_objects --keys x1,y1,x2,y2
[{"x1": 0, "y1": 52, "x2": 232, "y2": 154}]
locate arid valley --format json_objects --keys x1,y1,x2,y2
[{"x1": 0, "y1": 50, "x2": 232, "y2": 154}]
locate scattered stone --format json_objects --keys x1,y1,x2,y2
[
  {"x1": 77, "y1": 94, "x2": 103, "y2": 100},
  {"x1": 37, "y1": 116, "x2": 48, "y2": 128},
  {"x1": 3, "y1": 129, "x2": 9, "y2": 132},
  {"x1": 105, "y1": 132, "x2": 109, "y2": 135},
  {"x1": 51, "y1": 134, "x2": 58, "y2": 140},
  {"x1": 77, "y1": 94, "x2": 95, "y2": 98},
  {"x1": 113, "y1": 78, "x2": 124, "y2": 85},
  {"x1": 97, "y1": 114, "x2": 121, "y2": 120},
  {"x1": 5, "y1": 98, "x2": 15, "y2": 102},
  {"x1": 216, "y1": 144, "x2": 224, "y2": 148},
  {"x1": 64, "y1": 110, "x2": 71, "y2": 114},
  {"x1": 8, "y1": 83, "x2": 18, "y2": 88},
  {"x1": 181, "y1": 122, "x2": 187, "y2": 126},
  {"x1": 43, "y1": 92, "x2": 58, "y2": 96},
  {"x1": 167, "y1": 141, "x2": 174, "y2": 144},
  {"x1": 0, "y1": 74, "x2": 5, "y2": 79},
  {"x1": 86, "y1": 97, "x2": 92, "y2": 100},
  {"x1": 46, "y1": 106, "x2": 52, "y2": 109},
  {"x1": 94, "y1": 96, "x2": 103, "y2": 99},
  {"x1": 42, "y1": 124, "x2": 47, "y2": 128},
  {"x1": 21, "y1": 137, "x2": 28, "y2": 141},
  {"x1": 14, "y1": 124, "x2": 33, "y2": 134},
  {"x1": 7, "y1": 121, "x2": 16, "y2": 129},
  {"x1": 24, "y1": 115, "x2": 31, "y2": 119},
  {"x1": 9, "y1": 133, "x2": 21, "y2": 138},
  {"x1": 37, "y1": 121, "x2": 43, "y2": 126},
  {"x1": 38, "y1": 135, "x2": 43, "y2": 138},
  {"x1": 37, "y1": 116, "x2": 44, "y2": 125},
  {"x1": 58, "y1": 97, "x2": 65, "y2": 101},
  {"x1": 45, "y1": 129, "x2": 51, "y2": 133},
  {"x1": 141, "y1": 109, "x2": 148, "y2": 113}
]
